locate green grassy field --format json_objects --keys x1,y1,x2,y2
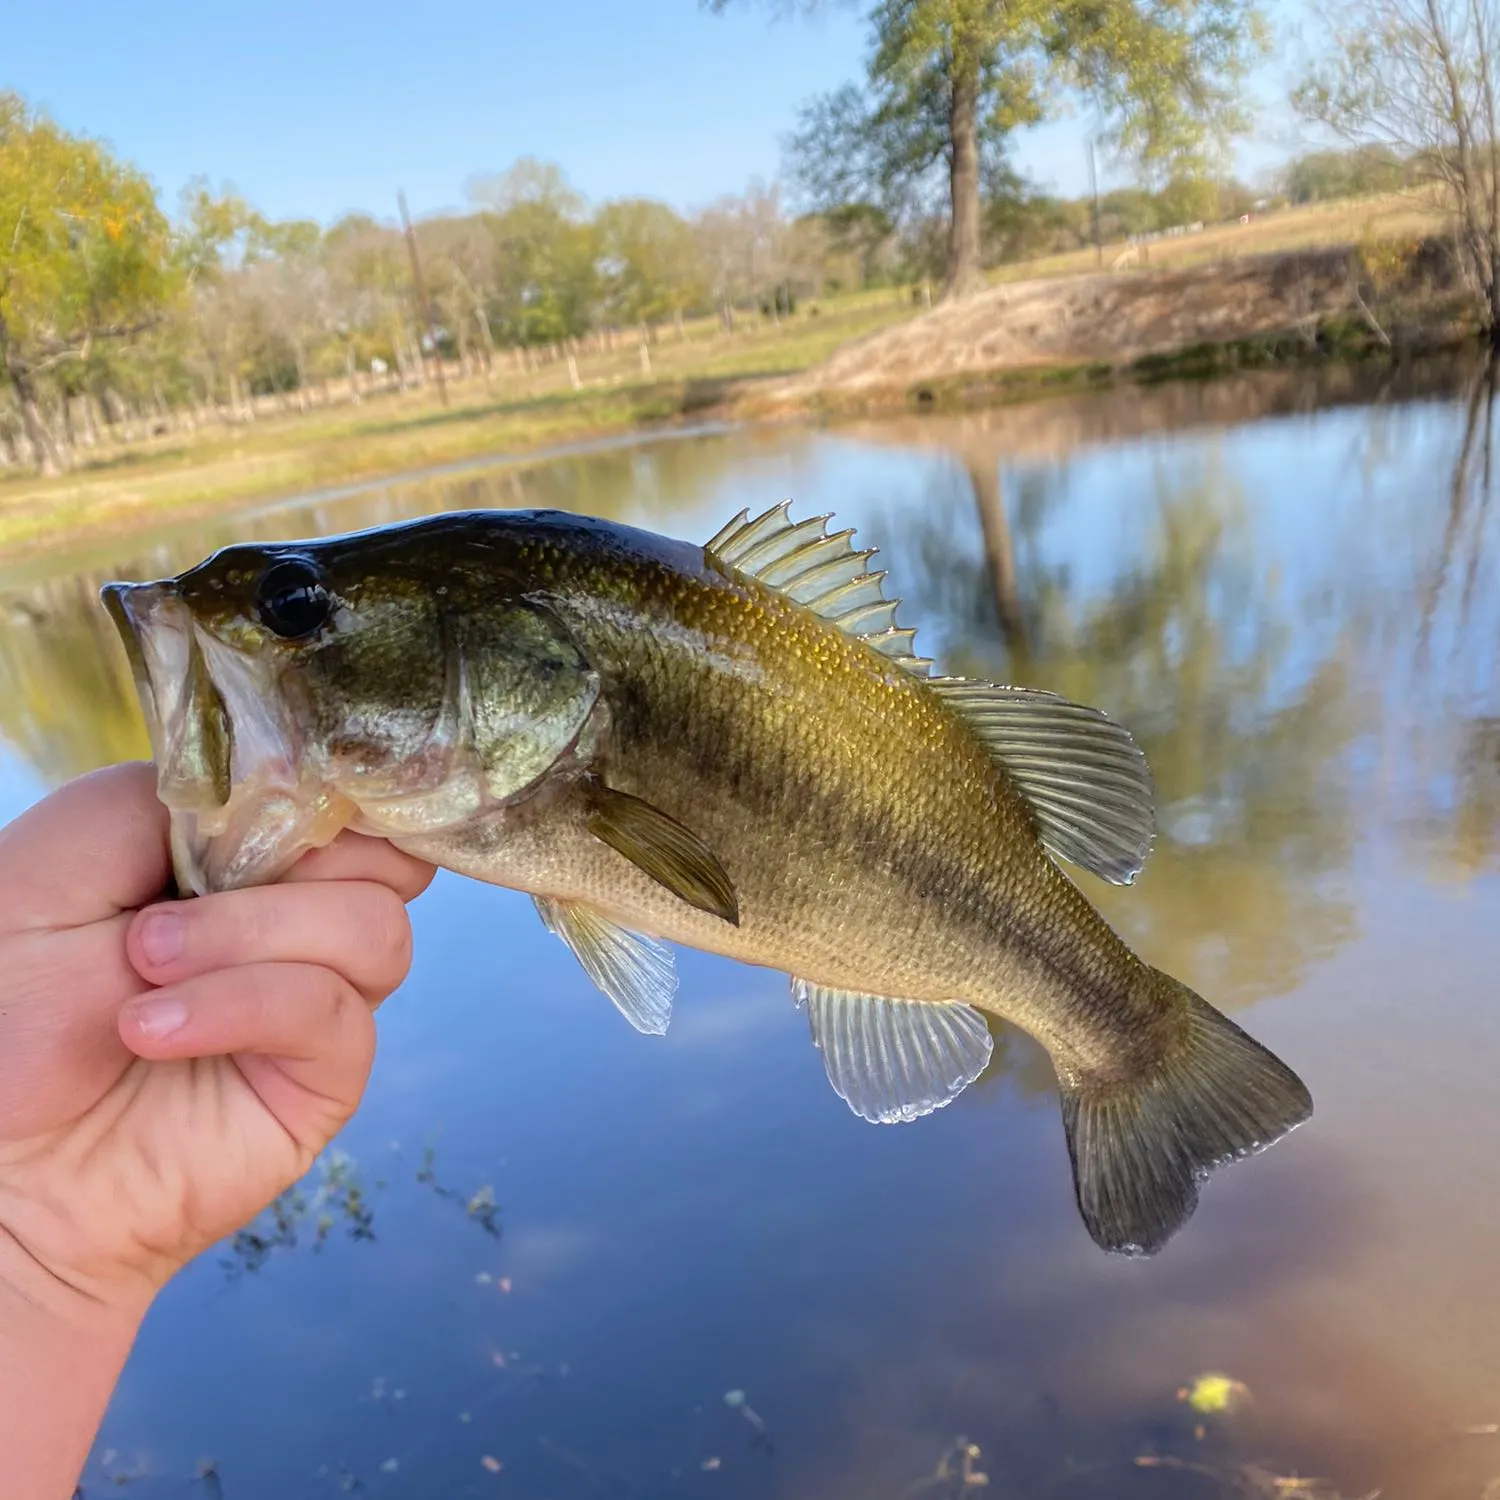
[
  {"x1": 0, "y1": 191, "x2": 1451, "y2": 559},
  {"x1": 0, "y1": 287, "x2": 917, "y2": 557}
]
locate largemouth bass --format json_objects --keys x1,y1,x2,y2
[{"x1": 100, "y1": 503, "x2": 1312, "y2": 1255}]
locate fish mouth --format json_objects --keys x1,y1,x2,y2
[
  {"x1": 101, "y1": 578, "x2": 353, "y2": 895},
  {"x1": 102, "y1": 581, "x2": 228, "y2": 808},
  {"x1": 101, "y1": 581, "x2": 168, "y2": 761}
]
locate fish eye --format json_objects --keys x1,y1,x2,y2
[{"x1": 254, "y1": 557, "x2": 331, "y2": 640}]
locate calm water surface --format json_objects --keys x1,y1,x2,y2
[{"x1": 2, "y1": 363, "x2": 1498, "y2": 1499}]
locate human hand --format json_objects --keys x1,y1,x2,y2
[{"x1": 0, "y1": 761, "x2": 434, "y2": 1331}]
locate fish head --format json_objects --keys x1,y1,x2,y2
[
  {"x1": 102, "y1": 535, "x2": 451, "y2": 894},
  {"x1": 102, "y1": 519, "x2": 602, "y2": 894}
]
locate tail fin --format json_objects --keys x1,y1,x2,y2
[{"x1": 1058, "y1": 974, "x2": 1312, "y2": 1256}]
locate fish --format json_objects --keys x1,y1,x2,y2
[{"x1": 100, "y1": 503, "x2": 1312, "y2": 1256}]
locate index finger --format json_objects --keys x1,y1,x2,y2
[
  {"x1": 281, "y1": 829, "x2": 436, "y2": 905},
  {"x1": 0, "y1": 762, "x2": 171, "y2": 932}
]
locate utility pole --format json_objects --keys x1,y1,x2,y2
[
  {"x1": 1088, "y1": 138, "x2": 1102, "y2": 267},
  {"x1": 398, "y1": 189, "x2": 448, "y2": 407}
]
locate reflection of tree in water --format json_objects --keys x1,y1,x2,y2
[
  {"x1": 1423, "y1": 716, "x2": 1500, "y2": 881},
  {"x1": 891, "y1": 440, "x2": 1366, "y2": 1063},
  {"x1": 1406, "y1": 359, "x2": 1500, "y2": 882}
]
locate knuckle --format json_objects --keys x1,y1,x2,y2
[
  {"x1": 307, "y1": 961, "x2": 355, "y2": 1021},
  {"x1": 362, "y1": 886, "x2": 413, "y2": 984},
  {"x1": 199, "y1": 888, "x2": 275, "y2": 960}
]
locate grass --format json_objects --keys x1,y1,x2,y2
[
  {"x1": 0, "y1": 287, "x2": 917, "y2": 557},
  {"x1": 0, "y1": 190, "x2": 1458, "y2": 559},
  {"x1": 986, "y1": 188, "x2": 1445, "y2": 283}
]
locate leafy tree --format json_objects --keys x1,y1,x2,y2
[
  {"x1": 0, "y1": 92, "x2": 176, "y2": 471},
  {"x1": 1154, "y1": 173, "x2": 1219, "y2": 227},
  {"x1": 468, "y1": 159, "x2": 599, "y2": 345},
  {"x1": 595, "y1": 198, "x2": 705, "y2": 327},
  {"x1": 1279, "y1": 145, "x2": 1409, "y2": 204},
  {"x1": 818, "y1": 201, "x2": 900, "y2": 285},
  {"x1": 709, "y1": 0, "x2": 1267, "y2": 298},
  {"x1": 1295, "y1": 0, "x2": 1500, "y2": 334}
]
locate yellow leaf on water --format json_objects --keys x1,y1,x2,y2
[{"x1": 1179, "y1": 1373, "x2": 1251, "y2": 1414}]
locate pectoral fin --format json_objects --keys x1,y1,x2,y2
[
  {"x1": 793, "y1": 979, "x2": 994, "y2": 1124},
  {"x1": 587, "y1": 785, "x2": 740, "y2": 925},
  {"x1": 534, "y1": 897, "x2": 676, "y2": 1035}
]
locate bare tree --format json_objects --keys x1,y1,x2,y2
[{"x1": 1296, "y1": 0, "x2": 1500, "y2": 336}]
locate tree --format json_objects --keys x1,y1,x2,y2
[
  {"x1": 467, "y1": 159, "x2": 599, "y2": 345},
  {"x1": 1295, "y1": 0, "x2": 1500, "y2": 336},
  {"x1": 692, "y1": 181, "x2": 791, "y2": 327},
  {"x1": 1279, "y1": 144, "x2": 1409, "y2": 203},
  {"x1": 0, "y1": 92, "x2": 176, "y2": 471},
  {"x1": 709, "y1": 0, "x2": 1266, "y2": 299},
  {"x1": 595, "y1": 198, "x2": 705, "y2": 328}
]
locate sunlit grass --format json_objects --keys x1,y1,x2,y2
[
  {"x1": 0, "y1": 290, "x2": 916, "y2": 556},
  {"x1": 985, "y1": 189, "x2": 1444, "y2": 283}
]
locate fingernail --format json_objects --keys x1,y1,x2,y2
[
  {"x1": 128, "y1": 998, "x2": 188, "y2": 1040},
  {"x1": 137, "y1": 909, "x2": 185, "y2": 967}
]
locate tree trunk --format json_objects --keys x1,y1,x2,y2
[
  {"x1": 967, "y1": 456, "x2": 1027, "y2": 652},
  {"x1": 944, "y1": 60, "x2": 985, "y2": 300},
  {"x1": 0, "y1": 315, "x2": 63, "y2": 475},
  {"x1": 11, "y1": 372, "x2": 61, "y2": 475}
]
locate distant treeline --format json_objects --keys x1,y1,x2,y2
[{"x1": 0, "y1": 83, "x2": 1420, "y2": 477}]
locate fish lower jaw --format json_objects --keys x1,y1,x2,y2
[{"x1": 170, "y1": 779, "x2": 357, "y2": 895}]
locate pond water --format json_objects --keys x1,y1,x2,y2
[{"x1": 3, "y1": 359, "x2": 1499, "y2": 1500}]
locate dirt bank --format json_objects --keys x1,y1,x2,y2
[{"x1": 747, "y1": 245, "x2": 1472, "y2": 414}]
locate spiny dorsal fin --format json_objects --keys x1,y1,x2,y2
[
  {"x1": 793, "y1": 979, "x2": 993, "y2": 1124},
  {"x1": 535, "y1": 897, "x2": 676, "y2": 1035},
  {"x1": 705, "y1": 502, "x2": 933, "y2": 677},
  {"x1": 930, "y1": 679, "x2": 1155, "y2": 885}
]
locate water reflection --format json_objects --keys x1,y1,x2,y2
[{"x1": 4, "y1": 363, "x2": 1500, "y2": 1500}]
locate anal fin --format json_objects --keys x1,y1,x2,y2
[
  {"x1": 793, "y1": 979, "x2": 993, "y2": 1124},
  {"x1": 535, "y1": 897, "x2": 676, "y2": 1035}
]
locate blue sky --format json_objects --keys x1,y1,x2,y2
[{"x1": 5, "y1": 0, "x2": 1325, "y2": 228}]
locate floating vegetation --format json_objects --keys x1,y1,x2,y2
[
  {"x1": 1179, "y1": 1372, "x2": 1254, "y2": 1417},
  {"x1": 415, "y1": 1141, "x2": 502, "y2": 1237},
  {"x1": 907, "y1": 1437, "x2": 991, "y2": 1495},
  {"x1": 215, "y1": 1138, "x2": 506, "y2": 1280},
  {"x1": 723, "y1": 1388, "x2": 773, "y2": 1454},
  {"x1": 220, "y1": 1150, "x2": 374, "y2": 1278}
]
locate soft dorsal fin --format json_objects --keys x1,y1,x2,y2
[
  {"x1": 705, "y1": 502, "x2": 933, "y2": 677},
  {"x1": 535, "y1": 896, "x2": 676, "y2": 1035},
  {"x1": 930, "y1": 679, "x2": 1155, "y2": 885},
  {"x1": 793, "y1": 979, "x2": 994, "y2": 1123}
]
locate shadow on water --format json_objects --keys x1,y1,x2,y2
[{"x1": 6, "y1": 357, "x2": 1500, "y2": 1500}]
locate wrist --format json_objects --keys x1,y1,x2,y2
[
  {"x1": 0, "y1": 1252, "x2": 143, "y2": 1500},
  {"x1": 0, "y1": 1218, "x2": 149, "y2": 1352}
]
